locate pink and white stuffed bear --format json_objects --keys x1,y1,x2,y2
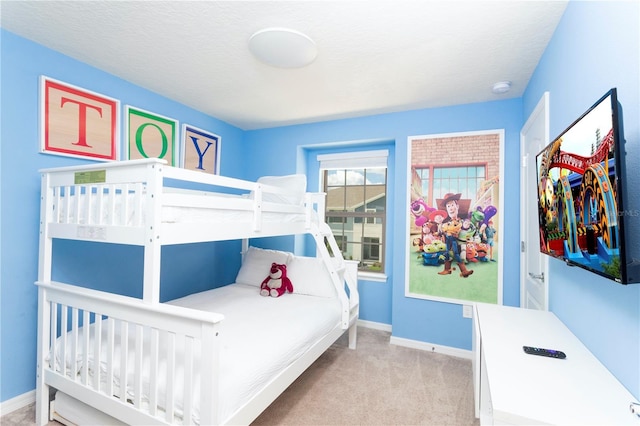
[{"x1": 260, "y1": 262, "x2": 294, "y2": 297}]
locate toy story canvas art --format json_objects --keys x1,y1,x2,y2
[{"x1": 407, "y1": 131, "x2": 503, "y2": 304}]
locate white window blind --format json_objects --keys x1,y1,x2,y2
[{"x1": 317, "y1": 149, "x2": 388, "y2": 170}]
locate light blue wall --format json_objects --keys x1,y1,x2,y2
[
  {"x1": 243, "y1": 99, "x2": 524, "y2": 341},
  {"x1": 2, "y1": 0, "x2": 639, "y2": 405},
  {"x1": 0, "y1": 29, "x2": 245, "y2": 401},
  {"x1": 523, "y1": 1, "x2": 640, "y2": 398}
]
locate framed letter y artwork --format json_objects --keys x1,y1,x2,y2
[
  {"x1": 406, "y1": 130, "x2": 504, "y2": 305},
  {"x1": 181, "y1": 124, "x2": 221, "y2": 175}
]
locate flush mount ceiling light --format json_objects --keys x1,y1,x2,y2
[
  {"x1": 492, "y1": 81, "x2": 512, "y2": 94},
  {"x1": 248, "y1": 27, "x2": 317, "y2": 69}
]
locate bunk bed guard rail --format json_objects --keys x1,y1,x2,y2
[{"x1": 36, "y1": 280, "x2": 224, "y2": 425}]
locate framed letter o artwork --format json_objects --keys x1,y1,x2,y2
[
  {"x1": 40, "y1": 76, "x2": 119, "y2": 161},
  {"x1": 407, "y1": 130, "x2": 504, "y2": 305},
  {"x1": 125, "y1": 106, "x2": 178, "y2": 165}
]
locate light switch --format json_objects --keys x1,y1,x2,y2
[{"x1": 463, "y1": 305, "x2": 473, "y2": 318}]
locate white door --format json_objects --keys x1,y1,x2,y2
[{"x1": 520, "y1": 92, "x2": 550, "y2": 310}]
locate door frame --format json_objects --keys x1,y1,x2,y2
[{"x1": 520, "y1": 92, "x2": 550, "y2": 310}]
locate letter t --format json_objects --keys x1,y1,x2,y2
[{"x1": 60, "y1": 97, "x2": 103, "y2": 147}]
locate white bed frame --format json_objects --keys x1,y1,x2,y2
[{"x1": 35, "y1": 158, "x2": 359, "y2": 425}]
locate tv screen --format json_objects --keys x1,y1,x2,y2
[{"x1": 536, "y1": 88, "x2": 637, "y2": 284}]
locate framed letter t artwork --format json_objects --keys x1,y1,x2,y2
[
  {"x1": 40, "y1": 76, "x2": 119, "y2": 161},
  {"x1": 406, "y1": 130, "x2": 504, "y2": 305}
]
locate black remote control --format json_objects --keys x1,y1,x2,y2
[{"x1": 523, "y1": 346, "x2": 566, "y2": 359}]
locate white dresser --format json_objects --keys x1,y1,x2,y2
[{"x1": 472, "y1": 303, "x2": 639, "y2": 425}]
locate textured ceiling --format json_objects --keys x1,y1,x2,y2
[{"x1": 1, "y1": 1, "x2": 568, "y2": 130}]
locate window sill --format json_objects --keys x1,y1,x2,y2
[{"x1": 357, "y1": 271, "x2": 388, "y2": 283}]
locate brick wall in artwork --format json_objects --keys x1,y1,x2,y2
[{"x1": 411, "y1": 133, "x2": 500, "y2": 181}]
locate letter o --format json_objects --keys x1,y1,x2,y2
[{"x1": 135, "y1": 123, "x2": 168, "y2": 158}]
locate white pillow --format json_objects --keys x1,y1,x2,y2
[
  {"x1": 287, "y1": 256, "x2": 338, "y2": 298},
  {"x1": 236, "y1": 246, "x2": 292, "y2": 286},
  {"x1": 256, "y1": 174, "x2": 307, "y2": 205}
]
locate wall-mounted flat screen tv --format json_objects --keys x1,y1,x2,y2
[{"x1": 536, "y1": 88, "x2": 638, "y2": 284}]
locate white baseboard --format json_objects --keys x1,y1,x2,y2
[
  {"x1": 389, "y1": 335, "x2": 473, "y2": 360},
  {"x1": 356, "y1": 321, "x2": 471, "y2": 359},
  {"x1": 0, "y1": 390, "x2": 35, "y2": 417},
  {"x1": 357, "y1": 319, "x2": 392, "y2": 332}
]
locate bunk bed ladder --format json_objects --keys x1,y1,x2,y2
[{"x1": 310, "y1": 222, "x2": 359, "y2": 347}]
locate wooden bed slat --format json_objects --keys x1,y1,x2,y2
[
  {"x1": 165, "y1": 331, "x2": 176, "y2": 423},
  {"x1": 134, "y1": 182, "x2": 144, "y2": 227},
  {"x1": 54, "y1": 188, "x2": 61, "y2": 224},
  {"x1": 49, "y1": 303, "x2": 58, "y2": 371},
  {"x1": 108, "y1": 185, "x2": 116, "y2": 226},
  {"x1": 121, "y1": 184, "x2": 129, "y2": 227},
  {"x1": 119, "y1": 320, "x2": 129, "y2": 402},
  {"x1": 106, "y1": 317, "x2": 115, "y2": 397},
  {"x1": 96, "y1": 185, "x2": 105, "y2": 226},
  {"x1": 183, "y1": 337, "x2": 194, "y2": 425},
  {"x1": 73, "y1": 187, "x2": 81, "y2": 225},
  {"x1": 71, "y1": 308, "x2": 79, "y2": 381},
  {"x1": 133, "y1": 324, "x2": 144, "y2": 409},
  {"x1": 94, "y1": 314, "x2": 102, "y2": 391},
  {"x1": 81, "y1": 310, "x2": 90, "y2": 385},
  {"x1": 149, "y1": 327, "x2": 160, "y2": 418},
  {"x1": 63, "y1": 186, "x2": 71, "y2": 224},
  {"x1": 60, "y1": 305, "x2": 68, "y2": 378}
]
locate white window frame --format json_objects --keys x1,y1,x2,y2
[{"x1": 318, "y1": 150, "x2": 388, "y2": 281}]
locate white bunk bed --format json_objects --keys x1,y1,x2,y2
[{"x1": 35, "y1": 158, "x2": 359, "y2": 425}]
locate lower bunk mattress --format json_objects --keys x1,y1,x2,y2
[{"x1": 50, "y1": 283, "x2": 342, "y2": 425}]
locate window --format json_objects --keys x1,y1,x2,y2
[
  {"x1": 318, "y1": 150, "x2": 388, "y2": 274},
  {"x1": 363, "y1": 237, "x2": 380, "y2": 260},
  {"x1": 414, "y1": 165, "x2": 486, "y2": 208},
  {"x1": 365, "y1": 208, "x2": 377, "y2": 224},
  {"x1": 334, "y1": 235, "x2": 348, "y2": 252}
]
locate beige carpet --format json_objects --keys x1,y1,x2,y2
[
  {"x1": 253, "y1": 326, "x2": 478, "y2": 425},
  {"x1": 2, "y1": 327, "x2": 479, "y2": 426}
]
